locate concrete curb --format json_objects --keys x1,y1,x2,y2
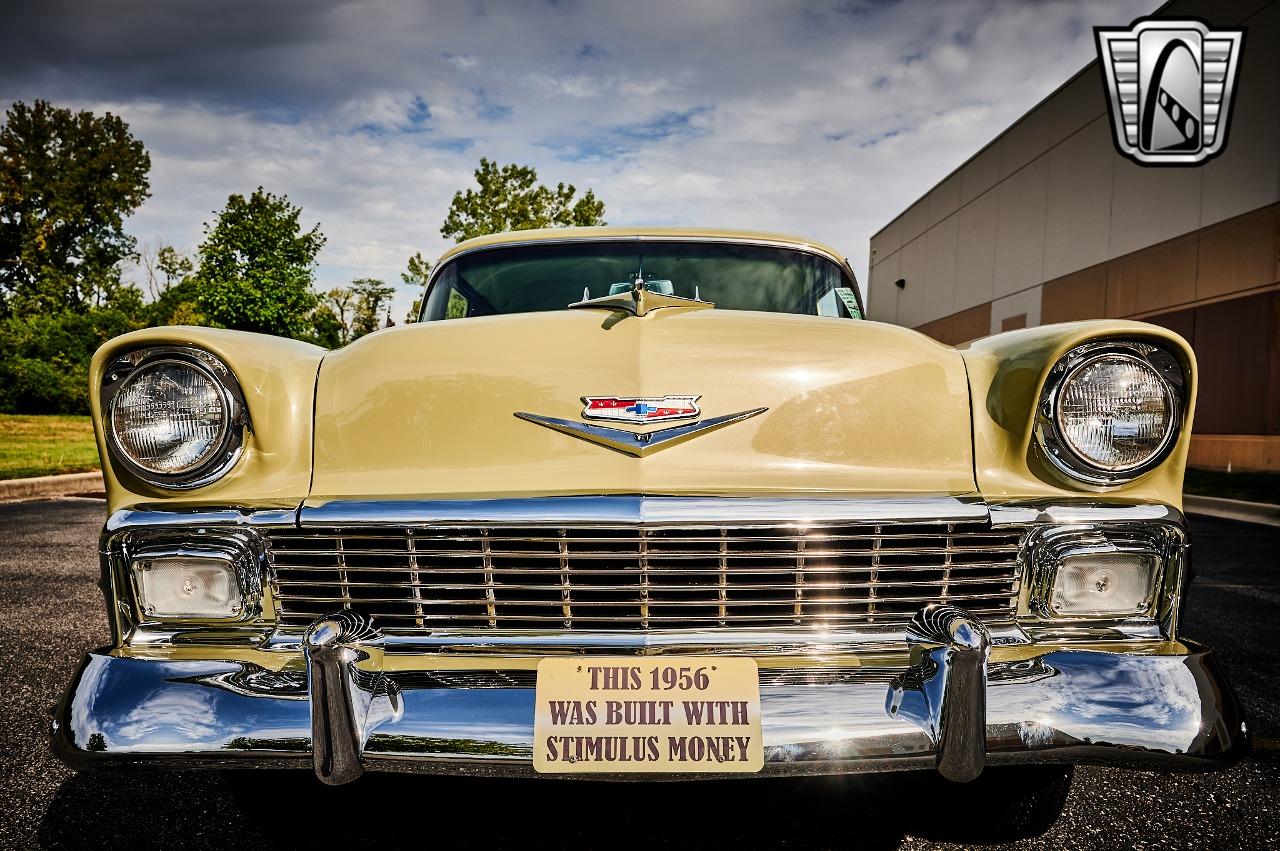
[
  {"x1": 1184, "y1": 494, "x2": 1280, "y2": 528},
  {"x1": 0, "y1": 471, "x2": 104, "y2": 502}
]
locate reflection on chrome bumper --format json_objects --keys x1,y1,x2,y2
[{"x1": 52, "y1": 608, "x2": 1246, "y2": 783}]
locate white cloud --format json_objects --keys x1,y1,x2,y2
[{"x1": 2, "y1": 0, "x2": 1160, "y2": 321}]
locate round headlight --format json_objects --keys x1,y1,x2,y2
[
  {"x1": 106, "y1": 352, "x2": 244, "y2": 487},
  {"x1": 1055, "y1": 353, "x2": 1175, "y2": 472},
  {"x1": 1038, "y1": 342, "x2": 1183, "y2": 484}
]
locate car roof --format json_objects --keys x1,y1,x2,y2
[{"x1": 434, "y1": 227, "x2": 852, "y2": 270}]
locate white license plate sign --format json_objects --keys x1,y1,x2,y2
[{"x1": 533, "y1": 656, "x2": 763, "y2": 774}]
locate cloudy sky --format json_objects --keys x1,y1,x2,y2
[{"x1": 1, "y1": 0, "x2": 1158, "y2": 318}]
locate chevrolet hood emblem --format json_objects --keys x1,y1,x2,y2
[{"x1": 514, "y1": 408, "x2": 767, "y2": 457}]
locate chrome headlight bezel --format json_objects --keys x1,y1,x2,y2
[
  {"x1": 102, "y1": 346, "x2": 249, "y2": 489},
  {"x1": 1035, "y1": 340, "x2": 1185, "y2": 486}
]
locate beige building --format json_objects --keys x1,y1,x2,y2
[{"x1": 866, "y1": 0, "x2": 1279, "y2": 472}]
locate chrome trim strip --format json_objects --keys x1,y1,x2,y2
[
  {"x1": 262, "y1": 622, "x2": 1031, "y2": 654},
  {"x1": 987, "y1": 500, "x2": 1184, "y2": 527},
  {"x1": 106, "y1": 506, "x2": 298, "y2": 533},
  {"x1": 299, "y1": 495, "x2": 991, "y2": 526},
  {"x1": 105, "y1": 497, "x2": 1183, "y2": 532}
]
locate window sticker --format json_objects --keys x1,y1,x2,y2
[{"x1": 835, "y1": 287, "x2": 862, "y2": 319}]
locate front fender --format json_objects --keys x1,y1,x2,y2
[
  {"x1": 89, "y1": 326, "x2": 326, "y2": 514},
  {"x1": 960, "y1": 319, "x2": 1197, "y2": 505}
]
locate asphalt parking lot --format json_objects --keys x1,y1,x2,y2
[{"x1": 0, "y1": 498, "x2": 1276, "y2": 850}]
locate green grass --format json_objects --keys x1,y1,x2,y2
[
  {"x1": 1184, "y1": 467, "x2": 1280, "y2": 506},
  {"x1": 0, "y1": 414, "x2": 100, "y2": 480}
]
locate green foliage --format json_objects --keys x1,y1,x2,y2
[
  {"x1": 440, "y1": 158, "x2": 606, "y2": 243},
  {"x1": 0, "y1": 357, "x2": 85, "y2": 415},
  {"x1": 138, "y1": 241, "x2": 195, "y2": 299},
  {"x1": 308, "y1": 304, "x2": 344, "y2": 349},
  {"x1": 194, "y1": 187, "x2": 325, "y2": 338},
  {"x1": 401, "y1": 251, "x2": 433, "y2": 287},
  {"x1": 322, "y1": 286, "x2": 356, "y2": 343},
  {"x1": 401, "y1": 251, "x2": 433, "y2": 323},
  {"x1": 350, "y1": 277, "x2": 396, "y2": 338},
  {"x1": 446, "y1": 291, "x2": 468, "y2": 319},
  {"x1": 155, "y1": 244, "x2": 193, "y2": 285},
  {"x1": 146, "y1": 276, "x2": 204, "y2": 326},
  {"x1": 320, "y1": 278, "x2": 397, "y2": 345},
  {"x1": 131, "y1": 242, "x2": 204, "y2": 325},
  {"x1": 0, "y1": 100, "x2": 151, "y2": 316},
  {"x1": 0, "y1": 308, "x2": 143, "y2": 414}
]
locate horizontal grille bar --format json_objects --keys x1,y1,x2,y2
[
  {"x1": 275, "y1": 591, "x2": 1018, "y2": 606},
  {"x1": 266, "y1": 520, "x2": 1024, "y2": 633},
  {"x1": 352, "y1": 609, "x2": 1016, "y2": 624},
  {"x1": 268, "y1": 546, "x2": 1020, "y2": 558},
  {"x1": 274, "y1": 576, "x2": 1010, "y2": 592}
]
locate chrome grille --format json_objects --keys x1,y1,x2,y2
[{"x1": 266, "y1": 521, "x2": 1025, "y2": 632}]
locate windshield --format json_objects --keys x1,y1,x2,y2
[{"x1": 420, "y1": 240, "x2": 861, "y2": 321}]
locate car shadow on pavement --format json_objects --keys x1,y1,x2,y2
[{"x1": 39, "y1": 767, "x2": 1006, "y2": 850}]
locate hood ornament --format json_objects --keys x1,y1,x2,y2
[
  {"x1": 568, "y1": 274, "x2": 714, "y2": 318},
  {"x1": 515, "y1": 407, "x2": 766, "y2": 458}
]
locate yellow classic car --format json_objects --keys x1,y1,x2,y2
[{"x1": 53, "y1": 227, "x2": 1245, "y2": 831}]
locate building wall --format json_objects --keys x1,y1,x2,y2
[{"x1": 867, "y1": 0, "x2": 1280, "y2": 471}]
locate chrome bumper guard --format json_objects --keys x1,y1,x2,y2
[
  {"x1": 889, "y1": 605, "x2": 990, "y2": 782},
  {"x1": 51, "y1": 605, "x2": 1247, "y2": 783},
  {"x1": 304, "y1": 611, "x2": 401, "y2": 785}
]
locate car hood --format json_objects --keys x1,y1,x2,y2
[{"x1": 309, "y1": 308, "x2": 977, "y2": 501}]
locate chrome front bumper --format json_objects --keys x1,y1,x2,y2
[{"x1": 51, "y1": 605, "x2": 1247, "y2": 784}]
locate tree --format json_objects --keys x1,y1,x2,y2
[
  {"x1": 0, "y1": 100, "x2": 151, "y2": 316},
  {"x1": 0, "y1": 307, "x2": 142, "y2": 413},
  {"x1": 440, "y1": 158, "x2": 606, "y2": 243},
  {"x1": 401, "y1": 251, "x2": 432, "y2": 323},
  {"x1": 138, "y1": 241, "x2": 194, "y2": 300},
  {"x1": 324, "y1": 286, "x2": 356, "y2": 343},
  {"x1": 402, "y1": 251, "x2": 432, "y2": 287},
  {"x1": 147, "y1": 275, "x2": 204, "y2": 327},
  {"x1": 193, "y1": 188, "x2": 325, "y2": 338},
  {"x1": 316, "y1": 278, "x2": 396, "y2": 345},
  {"x1": 135, "y1": 241, "x2": 204, "y2": 326},
  {"x1": 350, "y1": 277, "x2": 396, "y2": 338},
  {"x1": 309, "y1": 304, "x2": 343, "y2": 349}
]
